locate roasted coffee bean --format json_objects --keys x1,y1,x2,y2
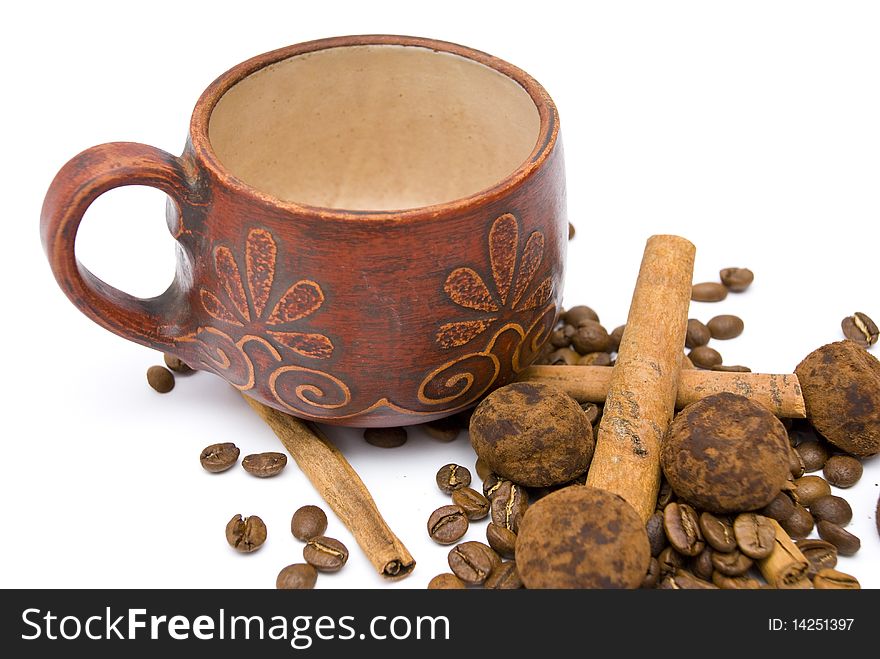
[
  {"x1": 491, "y1": 481, "x2": 528, "y2": 533},
  {"x1": 242, "y1": 452, "x2": 287, "y2": 478},
  {"x1": 646, "y1": 512, "x2": 668, "y2": 557},
  {"x1": 788, "y1": 445, "x2": 806, "y2": 478},
  {"x1": 841, "y1": 311, "x2": 878, "y2": 348},
  {"x1": 563, "y1": 305, "x2": 599, "y2": 325},
  {"x1": 796, "y1": 539, "x2": 838, "y2": 578},
  {"x1": 484, "y1": 561, "x2": 523, "y2": 589},
  {"x1": 290, "y1": 505, "x2": 328, "y2": 541},
  {"x1": 659, "y1": 569, "x2": 718, "y2": 590},
  {"x1": 199, "y1": 442, "x2": 240, "y2": 473},
  {"x1": 364, "y1": 427, "x2": 407, "y2": 448},
  {"x1": 580, "y1": 402, "x2": 601, "y2": 426},
  {"x1": 822, "y1": 455, "x2": 862, "y2": 488},
  {"x1": 657, "y1": 546, "x2": 686, "y2": 576},
  {"x1": 276, "y1": 563, "x2": 317, "y2": 590},
  {"x1": 663, "y1": 503, "x2": 704, "y2": 556},
  {"x1": 475, "y1": 458, "x2": 493, "y2": 481},
  {"x1": 779, "y1": 504, "x2": 814, "y2": 539},
  {"x1": 656, "y1": 479, "x2": 676, "y2": 509},
  {"x1": 486, "y1": 522, "x2": 517, "y2": 559},
  {"x1": 817, "y1": 521, "x2": 860, "y2": 556},
  {"x1": 710, "y1": 364, "x2": 752, "y2": 373},
  {"x1": 423, "y1": 417, "x2": 459, "y2": 442},
  {"x1": 548, "y1": 347, "x2": 580, "y2": 365},
  {"x1": 146, "y1": 365, "x2": 175, "y2": 393},
  {"x1": 549, "y1": 328, "x2": 570, "y2": 348},
  {"x1": 448, "y1": 541, "x2": 496, "y2": 585},
  {"x1": 427, "y1": 505, "x2": 469, "y2": 544},
  {"x1": 710, "y1": 549, "x2": 753, "y2": 576},
  {"x1": 813, "y1": 568, "x2": 860, "y2": 590},
  {"x1": 163, "y1": 353, "x2": 193, "y2": 373},
  {"x1": 699, "y1": 512, "x2": 737, "y2": 552},
  {"x1": 427, "y1": 573, "x2": 467, "y2": 589},
  {"x1": 761, "y1": 492, "x2": 796, "y2": 522},
  {"x1": 571, "y1": 320, "x2": 611, "y2": 354},
  {"x1": 578, "y1": 351, "x2": 612, "y2": 366},
  {"x1": 436, "y1": 464, "x2": 471, "y2": 494},
  {"x1": 688, "y1": 346, "x2": 723, "y2": 369},
  {"x1": 796, "y1": 441, "x2": 829, "y2": 473},
  {"x1": 712, "y1": 572, "x2": 761, "y2": 589},
  {"x1": 451, "y1": 487, "x2": 490, "y2": 521},
  {"x1": 809, "y1": 495, "x2": 852, "y2": 526},
  {"x1": 685, "y1": 319, "x2": 711, "y2": 349},
  {"x1": 792, "y1": 475, "x2": 831, "y2": 506},
  {"x1": 706, "y1": 314, "x2": 744, "y2": 340},
  {"x1": 641, "y1": 557, "x2": 661, "y2": 589},
  {"x1": 568, "y1": 223, "x2": 576, "y2": 240},
  {"x1": 733, "y1": 513, "x2": 775, "y2": 559},
  {"x1": 691, "y1": 282, "x2": 728, "y2": 302},
  {"x1": 482, "y1": 473, "x2": 508, "y2": 500},
  {"x1": 226, "y1": 514, "x2": 267, "y2": 553},
  {"x1": 719, "y1": 267, "x2": 754, "y2": 292},
  {"x1": 692, "y1": 548, "x2": 715, "y2": 581},
  {"x1": 609, "y1": 325, "x2": 626, "y2": 352},
  {"x1": 303, "y1": 536, "x2": 349, "y2": 571}
]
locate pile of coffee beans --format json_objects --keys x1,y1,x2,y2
[{"x1": 277, "y1": 504, "x2": 348, "y2": 588}]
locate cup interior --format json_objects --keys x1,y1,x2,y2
[{"x1": 208, "y1": 44, "x2": 541, "y2": 211}]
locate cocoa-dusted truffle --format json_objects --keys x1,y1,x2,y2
[
  {"x1": 516, "y1": 486, "x2": 650, "y2": 589},
  {"x1": 660, "y1": 392, "x2": 790, "y2": 513},
  {"x1": 794, "y1": 340, "x2": 880, "y2": 458},
  {"x1": 469, "y1": 382, "x2": 594, "y2": 487}
]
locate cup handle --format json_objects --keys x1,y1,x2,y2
[{"x1": 41, "y1": 142, "x2": 195, "y2": 351}]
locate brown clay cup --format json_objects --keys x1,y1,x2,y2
[{"x1": 41, "y1": 35, "x2": 566, "y2": 426}]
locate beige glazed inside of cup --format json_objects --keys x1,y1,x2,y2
[{"x1": 208, "y1": 44, "x2": 541, "y2": 211}]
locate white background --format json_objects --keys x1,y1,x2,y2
[{"x1": 0, "y1": 0, "x2": 877, "y2": 589}]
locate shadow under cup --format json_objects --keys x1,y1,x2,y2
[{"x1": 41, "y1": 36, "x2": 566, "y2": 426}]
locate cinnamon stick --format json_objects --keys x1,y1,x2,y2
[
  {"x1": 585, "y1": 235, "x2": 695, "y2": 522},
  {"x1": 519, "y1": 365, "x2": 805, "y2": 418},
  {"x1": 757, "y1": 519, "x2": 812, "y2": 589},
  {"x1": 242, "y1": 395, "x2": 415, "y2": 580}
]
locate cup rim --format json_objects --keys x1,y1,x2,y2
[{"x1": 189, "y1": 34, "x2": 559, "y2": 222}]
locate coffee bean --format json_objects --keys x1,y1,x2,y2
[
  {"x1": 796, "y1": 441, "x2": 829, "y2": 472},
  {"x1": 146, "y1": 365, "x2": 175, "y2": 393},
  {"x1": 199, "y1": 442, "x2": 240, "y2": 473},
  {"x1": 475, "y1": 458, "x2": 493, "y2": 481},
  {"x1": 571, "y1": 320, "x2": 611, "y2": 354},
  {"x1": 760, "y1": 492, "x2": 796, "y2": 522},
  {"x1": 688, "y1": 346, "x2": 722, "y2": 369},
  {"x1": 290, "y1": 505, "x2": 328, "y2": 541},
  {"x1": 242, "y1": 452, "x2": 287, "y2": 478},
  {"x1": 578, "y1": 351, "x2": 612, "y2": 366},
  {"x1": 564, "y1": 306, "x2": 599, "y2": 325},
  {"x1": 710, "y1": 549, "x2": 754, "y2": 576},
  {"x1": 822, "y1": 455, "x2": 862, "y2": 488},
  {"x1": 712, "y1": 572, "x2": 761, "y2": 589},
  {"x1": 707, "y1": 314, "x2": 744, "y2": 340},
  {"x1": 609, "y1": 325, "x2": 626, "y2": 352},
  {"x1": 486, "y1": 522, "x2": 517, "y2": 559},
  {"x1": 448, "y1": 541, "x2": 496, "y2": 585},
  {"x1": 660, "y1": 569, "x2": 718, "y2": 589},
  {"x1": 657, "y1": 546, "x2": 686, "y2": 576},
  {"x1": 699, "y1": 512, "x2": 737, "y2": 553},
  {"x1": 788, "y1": 445, "x2": 806, "y2": 478},
  {"x1": 226, "y1": 514, "x2": 267, "y2": 553},
  {"x1": 163, "y1": 353, "x2": 193, "y2": 373},
  {"x1": 809, "y1": 495, "x2": 852, "y2": 526},
  {"x1": 656, "y1": 479, "x2": 676, "y2": 510},
  {"x1": 549, "y1": 328, "x2": 571, "y2": 348},
  {"x1": 646, "y1": 512, "x2": 668, "y2": 557},
  {"x1": 364, "y1": 427, "x2": 407, "y2": 448},
  {"x1": 491, "y1": 481, "x2": 528, "y2": 533},
  {"x1": 710, "y1": 364, "x2": 752, "y2": 373},
  {"x1": 663, "y1": 502, "x2": 704, "y2": 556},
  {"x1": 427, "y1": 573, "x2": 467, "y2": 589},
  {"x1": 685, "y1": 319, "x2": 711, "y2": 349},
  {"x1": 813, "y1": 568, "x2": 860, "y2": 589},
  {"x1": 452, "y1": 487, "x2": 490, "y2": 521},
  {"x1": 792, "y1": 475, "x2": 831, "y2": 506},
  {"x1": 691, "y1": 282, "x2": 728, "y2": 302},
  {"x1": 841, "y1": 311, "x2": 878, "y2": 348},
  {"x1": 303, "y1": 536, "x2": 349, "y2": 571},
  {"x1": 779, "y1": 504, "x2": 814, "y2": 539},
  {"x1": 427, "y1": 505, "x2": 469, "y2": 544},
  {"x1": 548, "y1": 347, "x2": 580, "y2": 365},
  {"x1": 276, "y1": 563, "x2": 317, "y2": 590},
  {"x1": 719, "y1": 267, "x2": 754, "y2": 292},
  {"x1": 795, "y1": 539, "x2": 838, "y2": 578},
  {"x1": 423, "y1": 417, "x2": 459, "y2": 442},
  {"x1": 484, "y1": 561, "x2": 523, "y2": 589},
  {"x1": 437, "y1": 464, "x2": 471, "y2": 494},
  {"x1": 482, "y1": 473, "x2": 508, "y2": 500},
  {"x1": 733, "y1": 513, "x2": 775, "y2": 559},
  {"x1": 692, "y1": 548, "x2": 715, "y2": 581},
  {"x1": 817, "y1": 521, "x2": 860, "y2": 556},
  {"x1": 580, "y1": 402, "x2": 601, "y2": 426},
  {"x1": 641, "y1": 557, "x2": 661, "y2": 588},
  {"x1": 568, "y1": 223, "x2": 576, "y2": 240}
]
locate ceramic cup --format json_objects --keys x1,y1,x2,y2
[{"x1": 41, "y1": 35, "x2": 566, "y2": 426}]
